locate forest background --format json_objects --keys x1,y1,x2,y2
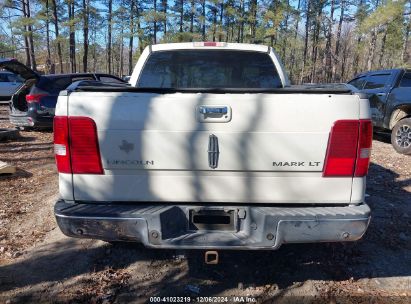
[{"x1": 0, "y1": 0, "x2": 410, "y2": 83}]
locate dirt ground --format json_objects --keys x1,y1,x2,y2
[{"x1": 0, "y1": 103, "x2": 410, "y2": 304}]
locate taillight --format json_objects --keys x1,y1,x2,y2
[
  {"x1": 323, "y1": 119, "x2": 372, "y2": 177},
  {"x1": 26, "y1": 94, "x2": 47, "y2": 103},
  {"x1": 354, "y1": 120, "x2": 373, "y2": 177},
  {"x1": 53, "y1": 116, "x2": 103, "y2": 175},
  {"x1": 53, "y1": 116, "x2": 71, "y2": 173},
  {"x1": 69, "y1": 117, "x2": 103, "y2": 174}
]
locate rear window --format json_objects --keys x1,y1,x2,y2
[
  {"x1": 71, "y1": 76, "x2": 95, "y2": 83},
  {"x1": 98, "y1": 76, "x2": 124, "y2": 84},
  {"x1": 38, "y1": 77, "x2": 72, "y2": 93},
  {"x1": 39, "y1": 75, "x2": 95, "y2": 93},
  {"x1": 137, "y1": 50, "x2": 282, "y2": 89},
  {"x1": 363, "y1": 74, "x2": 390, "y2": 89},
  {"x1": 0, "y1": 74, "x2": 9, "y2": 82},
  {"x1": 399, "y1": 72, "x2": 411, "y2": 87},
  {"x1": 348, "y1": 77, "x2": 366, "y2": 89},
  {"x1": 0, "y1": 73, "x2": 23, "y2": 82}
]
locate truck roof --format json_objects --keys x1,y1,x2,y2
[
  {"x1": 151, "y1": 42, "x2": 270, "y2": 53},
  {"x1": 354, "y1": 68, "x2": 411, "y2": 78}
]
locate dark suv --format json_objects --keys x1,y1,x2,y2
[{"x1": 0, "y1": 59, "x2": 126, "y2": 129}]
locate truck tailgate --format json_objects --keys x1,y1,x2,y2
[{"x1": 65, "y1": 91, "x2": 364, "y2": 204}]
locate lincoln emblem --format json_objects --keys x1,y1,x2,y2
[{"x1": 208, "y1": 134, "x2": 219, "y2": 169}]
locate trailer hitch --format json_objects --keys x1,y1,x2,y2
[{"x1": 204, "y1": 250, "x2": 219, "y2": 264}]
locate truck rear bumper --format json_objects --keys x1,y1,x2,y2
[{"x1": 54, "y1": 200, "x2": 371, "y2": 250}]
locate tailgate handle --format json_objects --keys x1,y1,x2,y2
[{"x1": 199, "y1": 106, "x2": 228, "y2": 115}]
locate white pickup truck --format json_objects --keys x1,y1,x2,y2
[{"x1": 54, "y1": 42, "x2": 372, "y2": 251}]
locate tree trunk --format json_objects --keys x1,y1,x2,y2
[
  {"x1": 237, "y1": 1, "x2": 242, "y2": 42},
  {"x1": 179, "y1": 0, "x2": 183, "y2": 33},
  {"x1": 333, "y1": 0, "x2": 345, "y2": 81},
  {"x1": 301, "y1": 0, "x2": 311, "y2": 83},
  {"x1": 51, "y1": 0, "x2": 63, "y2": 73},
  {"x1": 162, "y1": 0, "x2": 167, "y2": 36},
  {"x1": 310, "y1": 1, "x2": 323, "y2": 83},
  {"x1": 289, "y1": 0, "x2": 301, "y2": 81},
  {"x1": 366, "y1": 0, "x2": 380, "y2": 71},
  {"x1": 83, "y1": 0, "x2": 89, "y2": 72},
  {"x1": 212, "y1": 7, "x2": 217, "y2": 42},
  {"x1": 218, "y1": 1, "x2": 224, "y2": 42},
  {"x1": 129, "y1": 0, "x2": 135, "y2": 75},
  {"x1": 25, "y1": 0, "x2": 37, "y2": 71},
  {"x1": 92, "y1": 26, "x2": 97, "y2": 72},
  {"x1": 45, "y1": 0, "x2": 52, "y2": 73},
  {"x1": 250, "y1": 0, "x2": 257, "y2": 42},
  {"x1": 325, "y1": 0, "x2": 335, "y2": 82},
  {"x1": 153, "y1": 0, "x2": 157, "y2": 43},
  {"x1": 108, "y1": 0, "x2": 112, "y2": 74},
  {"x1": 281, "y1": 0, "x2": 291, "y2": 61},
  {"x1": 22, "y1": 0, "x2": 31, "y2": 67},
  {"x1": 137, "y1": 4, "x2": 143, "y2": 54},
  {"x1": 353, "y1": 35, "x2": 362, "y2": 76},
  {"x1": 379, "y1": 28, "x2": 387, "y2": 68},
  {"x1": 202, "y1": 0, "x2": 206, "y2": 40},
  {"x1": 230, "y1": 22, "x2": 234, "y2": 42},
  {"x1": 402, "y1": 0, "x2": 411, "y2": 63},
  {"x1": 68, "y1": 0, "x2": 76, "y2": 73},
  {"x1": 240, "y1": 0, "x2": 245, "y2": 42},
  {"x1": 190, "y1": 0, "x2": 194, "y2": 34},
  {"x1": 367, "y1": 29, "x2": 377, "y2": 71},
  {"x1": 341, "y1": 38, "x2": 349, "y2": 80},
  {"x1": 353, "y1": 0, "x2": 365, "y2": 76},
  {"x1": 120, "y1": 28, "x2": 124, "y2": 77}
]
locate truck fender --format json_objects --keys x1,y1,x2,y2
[{"x1": 389, "y1": 106, "x2": 411, "y2": 130}]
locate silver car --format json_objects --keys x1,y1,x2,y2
[{"x1": 0, "y1": 71, "x2": 23, "y2": 102}]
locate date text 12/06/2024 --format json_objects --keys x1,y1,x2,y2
[{"x1": 149, "y1": 296, "x2": 257, "y2": 303}]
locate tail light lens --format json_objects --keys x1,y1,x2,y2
[
  {"x1": 53, "y1": 116, "x2": 103, "y2": 174},
  {"x1": 69, "y1": 117, "x2": 103, "y2": 174},
  {"x1": 26, "y1": 94, "x2": 47, "y2": 103},
  {"x1": 53, "y1": 116, "x2": 71, "y2": 173},
  {"x1": 354, "y1": 120, "x2": 373, "y2": 177},
  {"x1": 323, "y1": 119, "x2": 372, "y2": 177}
]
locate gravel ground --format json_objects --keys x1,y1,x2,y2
[{"x1": 0, "y1": 104, "x2": 410, "y2": 304}]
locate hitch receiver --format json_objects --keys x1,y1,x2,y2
[{"x1": 205, "y1": 251, "x2": 219, "y2": 264}]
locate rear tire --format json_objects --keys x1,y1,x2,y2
[{"x1": 391, "y1": 117, "x2": 411, "y2": 155}]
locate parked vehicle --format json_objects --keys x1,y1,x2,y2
[
  {"x1": 0, "y1": 71, "x2": 23, "y2": 102},
  {"x1": 0, "y1": 59, "x2": 126, "y2": 129},
  {"x1": 54, "y1": 42, "x2": 372, "y2": 252},
  {"x1": 348, "y1": 69, "x2": 411, "y2": 154}
]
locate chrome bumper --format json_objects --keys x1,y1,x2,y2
[
  {"x1": 9, "y1": 113, "x2": 53, "y2": 128},
  {"x1": 9, "y1": 113, "x2": 34, "y2": 127},
  {"x1": 54, "y1": 200, "x2": 371, "y2": 250}
]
